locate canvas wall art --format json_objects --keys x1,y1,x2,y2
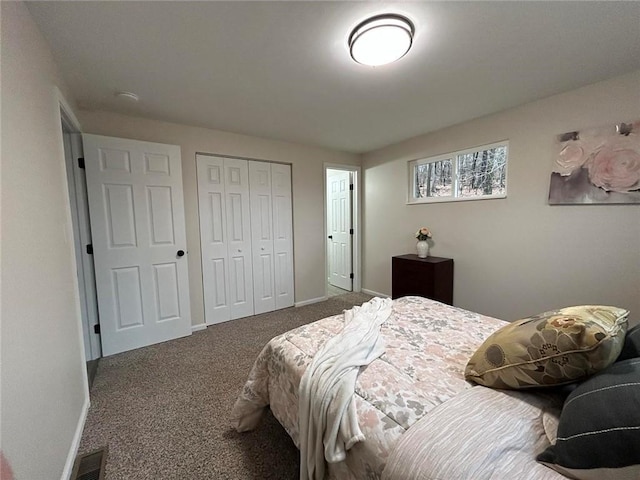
[{"x1": 548, "y1": 119, "x2": 640, "y2": 204}]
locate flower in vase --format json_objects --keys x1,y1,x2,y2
[{"x1": 415, "y1": 227, "x2": 432, "y2": 241}]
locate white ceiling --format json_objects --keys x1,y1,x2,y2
[{"x1": 27, "y1": 1, "x2": 640, "y2": 153}]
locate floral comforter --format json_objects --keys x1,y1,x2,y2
[{"x1": 231, "y1": 296, "x2": 506, "y2": 479}]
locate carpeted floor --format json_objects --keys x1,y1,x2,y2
[{"x1": 78, "y1": 292, "x2": 373, "y2": 479}]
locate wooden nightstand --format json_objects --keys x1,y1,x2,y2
[{"x1": 391, "y1": 255, "x2": 454, "y2": 305}]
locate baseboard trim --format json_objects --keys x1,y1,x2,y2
[
  {"x1": 295, "y1": 296, "x2": 328, "y2": 307},
  {"x1": 191, "y1": 323, "x2": 207, "y2": 332},
  {"x1": 61, "y1": 395, "x2": 90, "y2": 480},
  {"x1": 362, "y1": 288, "x2": 389, "y2": 298}
]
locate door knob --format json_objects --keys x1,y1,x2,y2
[
  {"x1": 177, "y1": 250, "x2": 185, "y2": 257},
  {"x1": 328, "y1": 235, "x2": 333, "y2": 239}
]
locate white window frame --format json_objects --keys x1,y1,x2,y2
[{"x1": 407, "y1": 140, "x2": 509, "y2": 204}]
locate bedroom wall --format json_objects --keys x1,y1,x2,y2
[
  {"x1": 1, "y1": 2, "x2": 89, "y2": 479},
  {"x1": 77, "y1": 110, "x2": 360, "y2": 327},
  {"x1": 362, "y1": 70, "x2": 640, "y2": 325}
]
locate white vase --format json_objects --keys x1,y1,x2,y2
[{"x1": 416, "y1": 240, "x2": 429, "y2": 258}]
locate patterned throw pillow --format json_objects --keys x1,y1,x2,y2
[
  {"x1": 537, "y1": 358, "x2": 640, "y2": 480},
  {"x1": 465, "y1": 305, "x2": 628, "y2": 389}
]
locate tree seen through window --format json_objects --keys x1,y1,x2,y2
[{"x1": 413, "y1": 144, "x2": 507, "y2": 200}]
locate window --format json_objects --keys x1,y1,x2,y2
[{"x1": 408, "y1": 141, "x2": 508, "y2": 203}]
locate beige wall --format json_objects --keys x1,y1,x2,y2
[
  {"x1": 363, "y1": 71, "x2": 640, "y2": 324},
  {"x1": 78, "y1": 111, "x2": 360, "y2": 326},
  {"x1": 1, "y1": 2, "x2": 88, "y2": 478}
]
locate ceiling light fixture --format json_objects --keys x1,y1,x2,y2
[
  {"x1": 349, "y1": 14, "x2": 414, "y2": 67},
  {"x1": 115, "y1": 91, "x2": 139, "y2": 102}
]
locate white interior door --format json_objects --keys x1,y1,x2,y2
[
  {"x1": 249, "y1": 161, "x2": 276, "y2": 315},
  {"x1": 224, "y1": 158, "x2": 254, "y2": 319},
  {"x1": 83, "y1": 134, "x2": 191, "y2": 356},
  {"x1": 197, "y1": 154, "x2": 254, "y2": 324},
  {"x1": 271, "y1": 163, "x2": 294, "y2": 309},
  {"x1": 197, "y1": 155, "x2": 231, "y2": 324},
  {"x1": 327, "y1": 170, "x2": 352, "y2": 291}
]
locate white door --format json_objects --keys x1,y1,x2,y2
[
  {"x1": 197, "y1": 154, "x2": 254, "y2": 324},
  {"x1": 83, "y1": 134, "x2": 191, "y2": 356},
  {"x1": 249, "y1": 161, "x2": 276, "y2": 315},
  {"x1": 197, "y1": 155, "x2": 231, "y2": 324},
  {"x1": 327, "y1": 170, "x2": 352, "y2": 291},
  {"x1": 271, "y1": 163, "x2": 294, "y2": 309},
  {"x1": 223, "y1": 158, "x2": 254, "y2": 319}
]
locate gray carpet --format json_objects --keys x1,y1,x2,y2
[{"x1": 79, "y1": 292, "x2": 373, "y2": 480}]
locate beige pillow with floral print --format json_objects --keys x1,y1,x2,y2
[{"x1": 465, "y1": 306, "x2": 628, "y2": 389}]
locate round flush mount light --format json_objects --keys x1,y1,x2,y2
[
  {"x1": 115, "y1": 91, "x2": 139, "y2": 102},
  {"x1": 349, "y1": 14, "x2": 414, "y2": 66}
]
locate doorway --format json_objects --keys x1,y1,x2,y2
[
  {"x1": 60, "y1": 111, "x2": 102, "y2": 370},
  {"x1": 324, "y1": 164, "x2": 361, "y2": 297}
]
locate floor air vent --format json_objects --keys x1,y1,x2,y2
[{"x1": 70, "y1": 448, "x2": 107, "y2": 480}]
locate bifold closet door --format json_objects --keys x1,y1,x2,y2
[
  {"x1": 224, "y1": 158, "x2": 254, "y2": 320},
  {"x1": 249, "y1": 161, "x2": 277, "y2": 315},
  {"x1": 247, "y1": 162, "x2": 294, "y2": 312},
  {"x1": 271, "y1": 163, "x2": 294, "y2": 309},
  {"x1": 198, "y1": 155, "x2": 294, "y2": 324},
  {"x1": 197, "y1": 154, "x2": 253, "y2": 325}
]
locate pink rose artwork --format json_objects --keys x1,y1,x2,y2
[
  {"x1": 556, "y1": 144, "x2": 586, "y2": 174},
  {"x1": 587, "y1": 147, "x2": 640, "y2": 192},
  {"x1": 549, "y1": 119, "x2": 640, "y2": 204}
]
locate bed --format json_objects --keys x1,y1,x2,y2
[{"x1": 231, "y1": 296, "x2": 573, "y2": 479}]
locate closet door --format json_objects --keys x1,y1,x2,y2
[
  {"x1": 196, "y1": 155, "x2": 230, "y2": 325},
  {"x1": 249, "y1": 162, "x2": 276, "y2": 315},
  {"x1": 198, "y1": 157, "x2": 293, "y2": 324},
  {"x1": 271, "y1": 163, "x2": 294, "y2": 309},
  {"x1": 223, "y1": 158, "x2": 254, "y2": 320}
]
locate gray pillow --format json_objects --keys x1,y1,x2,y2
[
  {"x1": 618, "y1": 324, "x2": 640, "y2": 361},
  {"x1": 537, "y1": 358, "x2": 640, "y2": 480}
]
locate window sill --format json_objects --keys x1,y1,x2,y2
[{"x1": 407, "y1": 194, "x2": 507, "y2": 205}]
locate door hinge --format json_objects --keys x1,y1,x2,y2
[
  {"x1": 86, "y1": 244, "x2": 93, "y2": 254},
  {"x1": 350, "y1": 273, "x2": 354, "y2": 279},
  {"x1": 78, "y1": 157, "x2": 85, "y2": 169},
  {"x1": 349, "y1": 184, "x2": 354, "y2": 191},
  {"x1": 349, "y1": 228, "x2": 354, "y2": 235},
  {"x1": 93, "y1": 324, "x2": 101, "y2": 334}
]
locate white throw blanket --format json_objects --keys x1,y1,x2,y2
[{"x1": 298, "y1": 296, "x2": 393, "y2": 480}]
